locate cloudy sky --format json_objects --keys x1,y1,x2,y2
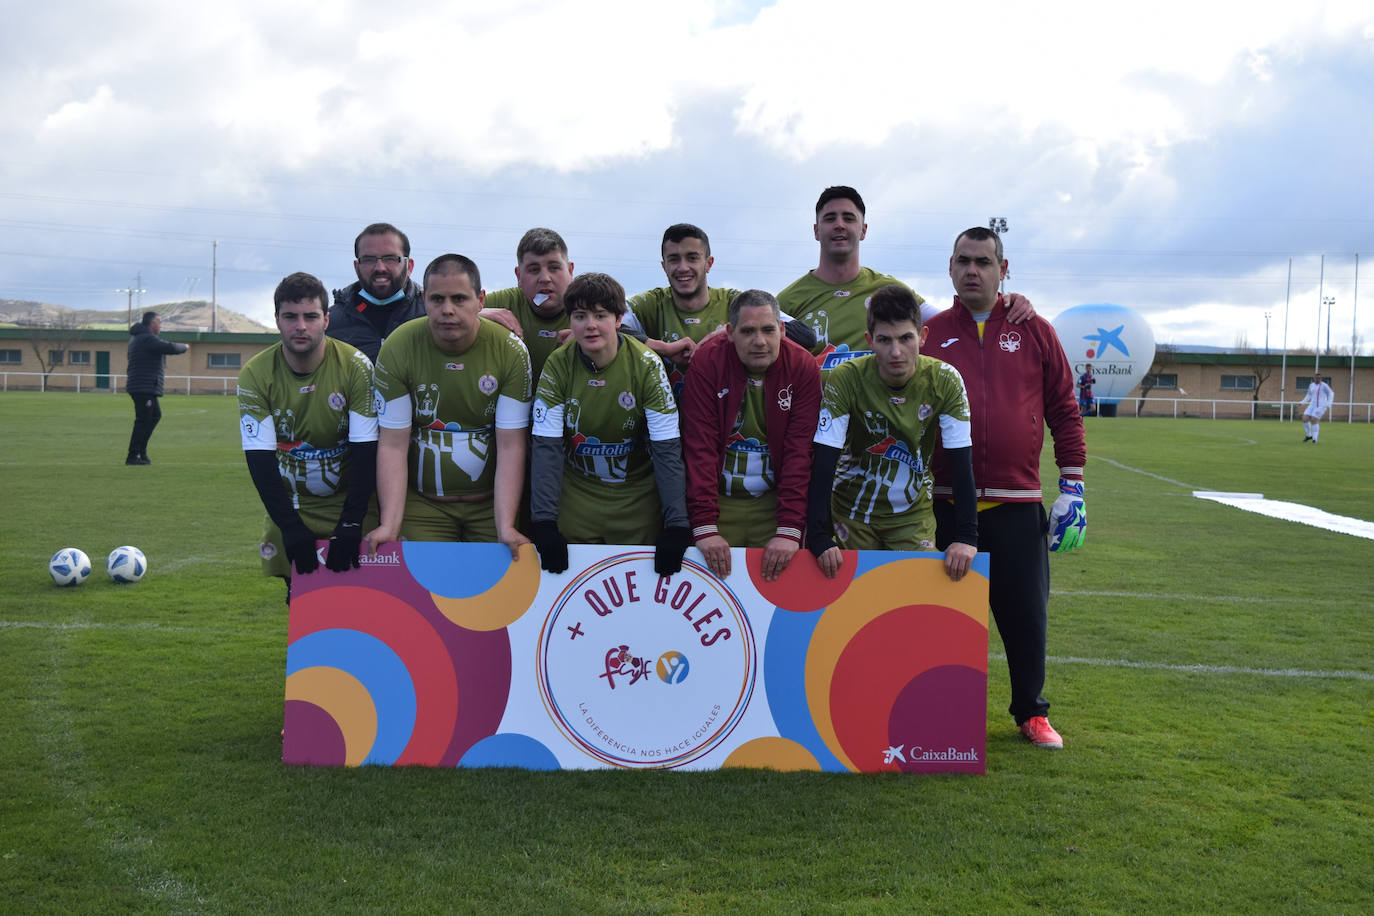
[{"x1": 4, "y1": 1, "x2": 1372, "y2": 352}]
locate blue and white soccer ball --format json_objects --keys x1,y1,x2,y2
[
  {"x1": 106, "y1": 545, "x2": 147, "y2": 584},
  {"x1": 49, "y1": 547, "x2": 92, "y2": 586}
]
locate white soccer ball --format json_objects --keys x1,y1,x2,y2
[
  {"x1": 106, "y1": 545, "x2": 147, "y2": 584},
  {"x1": 50, "y1": 547, "x2": 92, "y2": 587}
]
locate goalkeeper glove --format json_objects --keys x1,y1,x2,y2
[
  {"x1": 654, "y1": 526, "x2": 692, "y2": 576},
  {"x1": 1047, "y1": 477, "x2": 1086, "y2": 552}
]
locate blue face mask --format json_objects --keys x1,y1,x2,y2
[{"x1": 358, "y1": 288, "x2": 406, "y2": 306}]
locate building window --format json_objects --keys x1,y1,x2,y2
[
  {"x1": 1143, "y1": 373, "x2": 1178, "y2": 389},
  {"x1": 1220, "y1": 374, "x2": 1256, "y2": 391},
  {"x1": 207, "y1": 352, "x2": 241, "y2": 369},
  {"x1": 49, "y1": 350, "x2": 64, "y2": 366},
  {"x1": 0, "y1": 349, "x2": 20, "y2": 364},
  {"x1": 69, "y1": 350, "x2": 92, "y2": 365}
]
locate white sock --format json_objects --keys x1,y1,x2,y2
[
  {"x1": 1304, "y1": 421, "x2": 1312, "y2": 437},
  {"x1": 1312, "y1": 425, "x2": 1320, "y2": 442}
]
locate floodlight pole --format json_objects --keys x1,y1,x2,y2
[
  {"x1": 1350, "y1": 253, "x2": 1360, "y2": 423},
  {"x1": 1280, "y1": 259, "x2": 1291, "y2": 419},
  {"x1": 211, "y1": 240, "x2": 218, "y2": 333},
  {"x1": 1315, "y1": 255, "x2": 1325, "y2": 376},
  {"x1": 988, "y1": 217, "x2": 1008, "y2": 294}
]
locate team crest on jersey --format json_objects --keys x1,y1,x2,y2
[
  {"x1": 328, "y1": 391, "x2": 345, "y2": 410},
  {"x1": 445, "y1": 362, "x2": 464, "y2": 371},
  {"x1": 998, "y1": 331, "x2": 1022, "y2": 353},
  {"x1": 918, "y1": 404, "x2": 932, "y2": 420},
  {"x1": 618, "y1": 391, "x2": 636, "y2": 410},
  {"x1": 478, "y1": 373, "x2": 498, "y2": 395},
  {"x1": 777, "y1": 385, "x2": 793, "y2": 411},
  {"x1": 299, "y1": 384, "x2": 315, "y2": 394},
  {"x1": 588, "y1": 379, "x2": 607, "y2": 387}
]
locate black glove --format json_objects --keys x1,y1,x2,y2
[
  {"x1": 654, "y1": 526, "x2": 691, "y2": 576},
  {"x1": 325, "y1": 521, "x2": 363, "y2": 573},
  {"x1": 281, "y1": 521, "x2": 319, "y2": 575},
  {"x1": 531, "y1": 520, "x2": 569, "y2": 573}
]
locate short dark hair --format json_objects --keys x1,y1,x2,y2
[
  {"x1": 662, "y1": 223, "x2": 710, "y2": 257},
  {"x1": 273, "y1": 272, "x2": 329, "y2": 315},
  {"x1": 140, "y1": 311, "x2": 159, "y2": 326},
  {"x1": 953, "y1": 226, "x2": 1004, "y2": 262},
  {"x1": 866, "y1": 284, "x2": 922, "y2": 334},
  {"x1": 516, "y1": 227, "x2": 568, "y2": 263},
  {"x1": 563, "y1": 272, "x2": 626, "y2": 319},
  {"x1": 423, "y1": 254, "x2": 482, "y2": 292},
  {"x1": 816, "y1": 186, "x2": 865, "y2": 217},
  {"x1": 354, "y1": 223, "x2": 411, "y2": 259},
  {"x1": 728, "y1": 289, "x2": 780, "y2": 326}
]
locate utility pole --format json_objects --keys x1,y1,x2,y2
[
  {"x1": 211, "y1": 240, "x2": 218, "y2": 333},
  {"x1": 988, "y1": 217, "x2": 1008, "y2": 292},
  {"x1": 1315, "y1": 256, "x2": 1325, "y2": 376},
  {"x1": 116, "y1": 281, "x2": 147, "y2": 326}
]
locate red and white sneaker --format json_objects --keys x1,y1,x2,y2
[{"x1": 1019, "y1": 716, "x2": 1063, "y2": 749}]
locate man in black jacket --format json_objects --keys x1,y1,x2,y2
[
  {"x1": 327, "y1": 222, "x2": 425, "y2": 362},
  {"x1": 125, "y1": 311, "x2": 188, "y2": 465}
]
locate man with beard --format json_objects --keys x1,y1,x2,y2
[
  {"x1": 328, "y1": 222, "x2": 425, "y2": 363},
  {"x1": 625, "y1": 224, "x2": 815, "y2": 399}
]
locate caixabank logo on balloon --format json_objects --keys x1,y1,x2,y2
[{"x1": 535, "y1": 552, "x2": 757, "y2": 768}]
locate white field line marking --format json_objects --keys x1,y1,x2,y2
[
  {"x1": 990, "y1": 652, "x2": 1374, "y2": 682},
  {"x1": 1090, "y1": 455, "x2": 1203, "y2": 490},
  {"x1": 28, "y1": 628, "x2": 207, "y2": 908},
  {"x1": 1193, "y1": 491, "x2": 1374, "y2": 540}
]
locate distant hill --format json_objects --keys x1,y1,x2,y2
[{"x1": 0, "y1": 299, "x2": 272, "y2": 333}]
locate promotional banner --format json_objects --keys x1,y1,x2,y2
[{"x1": 285, "y1": 543, "x2": 990, "y2": 774}]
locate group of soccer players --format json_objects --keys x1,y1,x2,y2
[{"x1": 237, "y1": 186, "x2": 1087, "y2": 750}]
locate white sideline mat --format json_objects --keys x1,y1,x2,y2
[{"x1": 1193, "y1": 491, "x2": 1374, "y2": 540}]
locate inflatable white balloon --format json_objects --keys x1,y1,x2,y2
[{"x1": 1051, "y1": 304, "x2": 1156, "y2": 409}]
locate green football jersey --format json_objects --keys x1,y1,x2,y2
[
  {"x1": 813, "y1": 353, "x2": 970, "y2": 524},
  {"x1": 532, "y1": 334, "x2": 678, "y2": 490},
  {"x1": 374, "y1": 317, "x2": 532, "y2": 498},
  {"x1": 484, "y1": 286, "x2": 569, "y2": 380},
  {"x1": 237, "y1": 337, "x2": 378, "y2": 508},
  {"x1": 626, "y1": 286, "x2": 739, "y2": 344},
  {"x1": 719, "y1": 374, "x2": 773, "y2": 498},
  {"x1": 777, "y1": 267, "x2": 922, "y2": 358}
]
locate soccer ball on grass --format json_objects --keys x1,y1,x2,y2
[
  {"x1": 49, "y1": 547, "x2": 92, "y2": 586},
  {"x1": 107, "y1": 545, "x2": 148, "y2": 584}
]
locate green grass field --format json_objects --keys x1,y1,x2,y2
[{"x1": 2, "y1": 392, "x2": 1371, "y2": 914}]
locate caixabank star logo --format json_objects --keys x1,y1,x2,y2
[{"x1": 535, "y1": 552, "x2": 757, "y2": 768}]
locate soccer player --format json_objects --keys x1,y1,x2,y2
[
  {"x1": 125, "y1": 310, "x2": 188, "y2": 465},
  {"x1": 480, "y1": 227, "x2": 575, "y2": 380},
  {"x1": 529, "y1": 272, "x2": 690, "y2": 576},
  {"x1": 364, "y1": 254, "x2": 532, "y2": 559},
  {"x1": 1299, "y1": 373, "x2": 1335, "y2": 442},
  {"x1": 238, "y1": 272, "x2": 378, "y2": 599},
  {"x1": 681, "y1": 290, "x2": 821, "y2": 580},
  {"x1": 778, "y1": 186, "x2": 1034, "y2": 363},
  {"x1": 925, "y1": 226, "x2": 1087, "y2": 750},
  {"x1": 806, "y1": 284, "x2": 978, "y2": 582},
  {"x1": 625, "y1": 224, "x2": 815, "y2": 397},
  {"x1": 328, "y1": 222, "x2": 425, "y2": 363},
  {"x1": 1077, "y1": 363, "x2": 1096, "y2": 416}
]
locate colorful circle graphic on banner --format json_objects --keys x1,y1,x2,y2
[
  {"x1": 1051, "y1": 303, "x2": 1156, "y2": 405},
  {"x1": 535, "y1": 553, "x2": 757, "y2": 768},
  {"x1": 405, "y1": 541, "x2": 541, "y2": 631}
]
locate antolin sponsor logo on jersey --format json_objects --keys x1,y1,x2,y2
[
  {"x1": 818, "y1": 346, "x2": 873, "y2": 370},
  {"x1": 724, "y1": 433, "x2": 769, "y2": 454},
  {"x1": 570, "y1": 432, "x2": 635, "y2": 458},
  {"x1": 277, "y1": 441, "x2": 347, "y2": 461},
  {"x1": 865, "y1": 435, "x2": 923, "y2": 472}
]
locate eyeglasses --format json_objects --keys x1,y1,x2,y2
[{"x1": 358, "y1": 255, "x2": 405, "y2": 267}]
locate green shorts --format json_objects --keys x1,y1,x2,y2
[
  {"x1": 831, "y1": 500, "x2": 936, "y2": 552},
  {"x1": 714, "y1": 489, "x2": 779, "y2": 548},
  {"x1": 400, "y1": 490, "x2": 497, "y2": 542},
  {"x1": 557, "y1": 469, "x2": 660, "y2": 545}
]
